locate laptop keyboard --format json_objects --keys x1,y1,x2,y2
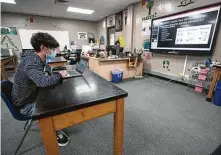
[{"x1": 68, "y1": 70, "x2": 81, "y2": 76}]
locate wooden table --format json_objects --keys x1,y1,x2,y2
[
  {"x1": 89, "y1": 57, "x2": 143, "y2": 81},
  {"x1": 47, "y1": 56, "x2": 67, "y2": 67},
  {"x1": 1, "y1": 56, "x2": 17, "y2": 80},
  {"x1": 81, "y1": 55, "x2": 89, "y2": 62},
  {"x1": 56, "y1": 52, "x2": 69, "y2": 57},
  {"x1": 33, "y1": 69, "x2": 128, "y2": 155},
  {"x1": 207, "y1": 65, "x2": 221, "y2": 102}
]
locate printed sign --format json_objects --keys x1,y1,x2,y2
[
  {"x1": 78, "y1": 32, "x2": 87, "y2": 40},
  {"x1": 141, "y1": 19, "x2": 152, "y2": 36}
]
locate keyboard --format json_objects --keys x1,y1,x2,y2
[
  {"x1": 52, "y1": 66, "x2": 66, "y2": 72},
  {"x1": 67, "y1": 70, "x2": 81, "y2": 77}
]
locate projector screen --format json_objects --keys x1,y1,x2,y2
[
  {"x1": 18, "y1": 29, "x2": 70, "y2": 50},
  {"x1": 150, "y1": 4, "x2": 221, "y2": 54}
]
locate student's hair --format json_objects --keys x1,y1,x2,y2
[
  {"x1": 115, "y1": 40, "x2": 120, "y2": 45},
  {"x1": 30, "y1": 32, "x2": 59, "y2": 52}
]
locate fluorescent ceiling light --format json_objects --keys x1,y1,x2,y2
[
  {"x1": 67, "y1": 7, "x2": 94, "y2": 14},
  {"x1": 0, "y1": 0, "x2": 16, "y2": 4}
]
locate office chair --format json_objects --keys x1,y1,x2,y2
[{"x1": 1, "y1": 80, "x2": 33, "y2": 155}]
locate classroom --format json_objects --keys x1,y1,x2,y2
[{"x1": 1, "y1": 0, "x2": 221, "y2": 155}]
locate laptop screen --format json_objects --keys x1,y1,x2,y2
[{"x1": 76, "y1": 60, "x2": 87, "y2": 74}]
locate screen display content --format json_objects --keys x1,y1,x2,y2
[{"x1": 150, "y1": 5, "x2": 221, "y2": 54}]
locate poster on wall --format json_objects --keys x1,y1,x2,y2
[
  {"x1": 1, "y1": 35, "x2": 19, "y2": 51},
  {"x1": 78, "y1": 32, "x2": 87, "y2": 40},
  {"x1": 115, "y1": 11, "x2": 123, "y2": 32},
  {"x1": 110, "y1": 34, "x2": 115, "y2": 46},
  {"x1": 141, "y1": 19, "x2": 152, "y2": 36},
  {"x1": 100, "y1": 36, "x2": 105, "y2": 45},
  {"x1": 107, "y1": 14, "x2": 115, "y2": 28},
  {"x1": 1, "y1": 27, "x2": 17, "y2": 35}
]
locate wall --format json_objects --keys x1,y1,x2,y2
[
  {"x1": 96, "y1": 18, "x2": 107, "y2": 46},
  {"x1": 115, "y1": 4, "x2": 134, "y2": 51},
  {"x1": 133, "y1": 0, "x2": 221, "y2": 79},
  {"x1": 100, "y1": 4, "x2": 134, "y2": 51},
  {"x1": 1, "y1": 13, "x2": 97, "y2": 57}
]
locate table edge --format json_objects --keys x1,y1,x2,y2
[{"x1": 32, "y1": 94, "x2": 127, "y2": 120}]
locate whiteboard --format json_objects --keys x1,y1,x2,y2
[{"x1": 18, "y1": 29, "x2": 70, "y2": 50}]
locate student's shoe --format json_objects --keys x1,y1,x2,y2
[{"x1": 56, "y1": 131, "x2": 70, "y2": 147}]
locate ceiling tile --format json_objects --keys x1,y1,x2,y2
[{"x1": 1, "y1": 0, "x2": 140, "y2": 21}]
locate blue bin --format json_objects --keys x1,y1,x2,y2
[
  {"x1": 214, "y1": 81, "x2": 221, "y2": 106},
  {"x1": 111, "y1": 69, "x2": 123, "y2": 83}
]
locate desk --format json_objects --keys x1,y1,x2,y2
[
  {"x1": 89, "y1": 57, "x2": 143, "y2": 81},
  {"x1": 81, "y1": 55, "x2": 89, "y2": 62},
  {"x1": 47, "y1": 56, "x2": 67, "y2": 67},
  {"x1": 33, "y1": 69, "x2": 128, "y2": 155},
  {"x1": 56, "y1": 52, "x2": 69, "y2": 57},
  {"x1": 1, "y1": 56, "x2": 17, "y2": 80},
  {"x1": 207, "y1": 65, "x2": 221, "y2": 102}
]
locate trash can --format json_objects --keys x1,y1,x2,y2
[
  {"x1": 214, "y1": 81, "x2": 221, "y2": 106},
  {"x1": 111, "y1": 69, "x2": 123, "y2": 83}
]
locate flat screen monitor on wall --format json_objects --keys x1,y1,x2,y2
[{"x1": 150, "y1": 3, "x2": 221, "y2": 55}]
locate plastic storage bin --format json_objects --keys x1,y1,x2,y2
[
  {"x1": 195, "y1": 83, "x2": 204, "y2": 93},
  {"x1": 111, "y1": 69, "x2": 123, "y2": 83},
  {"x1": 214, "y1": 81, "x2": 221, "y2": 106}
]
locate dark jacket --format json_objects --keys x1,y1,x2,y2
[{"x1": 12, "y1": 51, "x2": 62, "y2": 107}]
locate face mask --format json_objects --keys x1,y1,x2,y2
[
  {"x1": 46, "y1": 50, "x2": 56, "y2": 60},
  {"x1": 51, "y1": 50, "x2": 56, "y2": 58}
]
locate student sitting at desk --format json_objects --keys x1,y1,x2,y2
[{"x1": 12, "y1": 32, "x2": 70, "y2": 147}]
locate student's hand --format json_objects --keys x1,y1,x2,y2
[{"x1": 59, "y1": 70, "x2": 68, "y2": 78}]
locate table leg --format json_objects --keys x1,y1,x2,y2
[
  {"x1": 114, "y1": 98, "x2": 125, "y2": 155},
  {"x1": 1, "y1": 63, "x2": 7, "y2": 80},
  {"x1": 207, "y1": 71, "x2": 219, "y2": 102},
  {"x1": 39, "y1": 117, "x2": 60, "y2": 155}
]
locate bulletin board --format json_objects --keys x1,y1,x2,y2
[{"x1": 18, "y1": 29, "x2": 70, "y2": 50}]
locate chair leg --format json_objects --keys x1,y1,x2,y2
[
  {"x1": 15, "y1": 120, "x2": 33, "y2": 155},
  {"x1": 23, "y1": 120, "x2": 29, "y2": 131}
]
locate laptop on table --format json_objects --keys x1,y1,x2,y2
[{"x1": 64, "y1": 60, "x2": 87, "y2": 78}]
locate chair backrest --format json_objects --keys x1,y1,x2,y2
[{"x1": 1, "y1": 80, "x2": 30, "y2": 121}]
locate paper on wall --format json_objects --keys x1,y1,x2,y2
[
  {"x1": 78, "y1": 32, "x2": 88, "y2": 40},
  {"x1": 141, "y1": 19, "x2": 152, "y2": 36}
]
